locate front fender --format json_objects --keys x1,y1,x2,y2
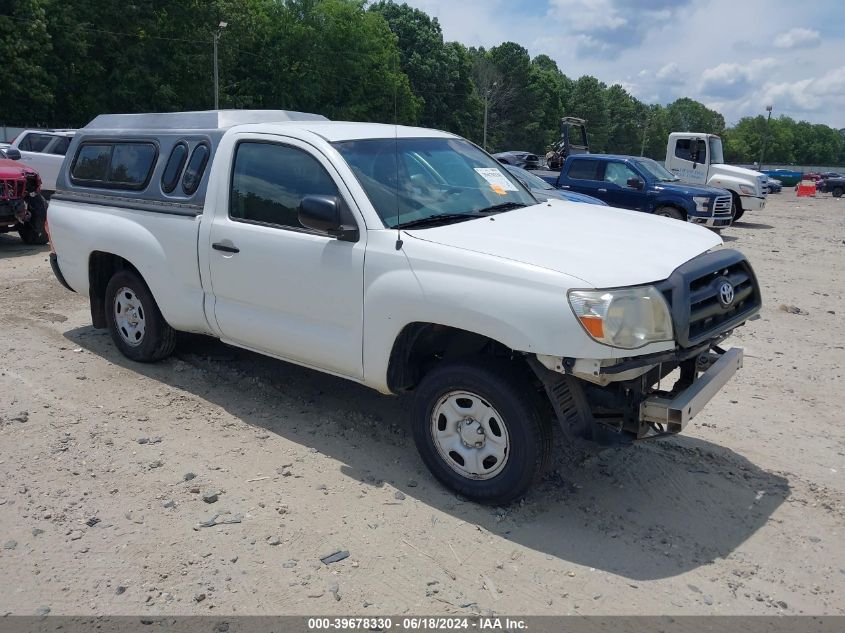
[{"x1": 361, "y1": 231, "x2": 672, "y2": 394}]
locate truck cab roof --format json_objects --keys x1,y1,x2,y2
[{"x1": 55, "y1": 110, "x2": 460, "y2": 211}]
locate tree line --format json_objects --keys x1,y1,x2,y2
[{"x1": 2, "y1": 0, "x2": 843, "y2": 165}]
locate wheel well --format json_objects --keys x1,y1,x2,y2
[
  {"x1": 656, "y1": 202, "x2": 686, "y2": 219},
  {"x1": 88, "y1": 251, "x2": 141, "y2": 329},
  {"x1": 386, "y1": 323, "x2": 520, "y2": 393},
  {"x1": 730, "y1": 190, "x2": 743, "y2": 210}
]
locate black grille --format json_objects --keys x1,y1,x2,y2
[
  {"x1": 657, "y1": 249, "x2": 762, "y2": 348},
  {"x1": 688, "y1": 260, "x2": 756, "y2": 340}
]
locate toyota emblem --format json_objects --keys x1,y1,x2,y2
[{"x1": 718, "y1": 281, "x2": 735, "y2": 307}]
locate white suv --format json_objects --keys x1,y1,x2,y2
[{"x1": 10, "y1": 129, "x2": 76, "y2": 195}]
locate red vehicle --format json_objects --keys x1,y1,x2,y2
[{"x1": 0, "y1": 150, "x2": 48, "y2": 244}]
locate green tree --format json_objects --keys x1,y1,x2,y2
[
  {"x1": 0, "y1": 0, "x2": 53, "y2": 124},
  {"x1": 604, "y1": 84, "x2": 643, "y2": 156},
  {"x1": 566, "y1": 75, "x2": 609, "y2": 152},
  {"x1": 369, "y1": 1, "x2": 480, "y2": 136},
  {"x1": 663, "y1": 98, "x2": 725, "y2": 136}
]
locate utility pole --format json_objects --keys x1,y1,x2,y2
[
  {"x1": 640, "y1": 113, "x2": 650, "y2": 156},
  {"x1": 213, "y1": 21, "x2": 228, "y2": 110},
  {"x1": 483, "y1": 81, "x2": 497, "y2": 151},
  {"x1": 758, "y1": 104, "x2": 773, "y2": 168}
]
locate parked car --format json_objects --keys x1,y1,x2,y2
[
  {"x1": 9, "y1": 129, "x2": 76, "y2": 196},
  {"x1": 767, "y1": 178, "x2": 782, "y2": 194},
  {"x1": 48, "y1": 110, "x2": 761, "y2": 504},
  {"x1": 759, "y1": 168, "x2": 803, "y2": 187},
  {"x1": 537, "y1": 154, "x2": 734, "y2": 228},
  {"x1": 820, "y1": 176, "x2": 845, "y2": 197},
  {"x1": 820, "y1": 172, "x2": 844, "y2": 179},
  {"x1": 0, "y1": 151, "x2": 49, "y2": 244},
  {"x1": 493, "y1": 151, "x2": 541, "y2": 170},
  {"x1": 504, "y1": 165, "x2": 606, "y2": 205}
]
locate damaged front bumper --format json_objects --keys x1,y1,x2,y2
[
  {"x1": 639, "y1": 347, "x2": 742, "y2": 435},
  {"x1": 529, "y1": 345, "x2": 745, "y2": 446}
]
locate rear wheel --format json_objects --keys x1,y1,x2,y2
[
  {"x1": 655, "y1": 206, "x2": 684, "y2": 221},
  {"x1": 105, "y1": 270, "x2": 176, "y2": 362},
  {"x1": 18, "y1": 194, "x2": 48, "y2": 245},
  {"x1": 832, "y1": 186, "x2": 843, "y2": 198},
  {"x1": 411, "y1": 358, "x2": 552, "y2": 505}
]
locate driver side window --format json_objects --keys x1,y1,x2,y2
[
  {"x1": 230, "y1": 141, "x2": 341, "y2": 231},
  {"x1": 604, "y1": 162, "x2": 638, "y2": 187}
]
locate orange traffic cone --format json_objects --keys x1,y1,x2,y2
[{"x1": 796, "y1": 179, "x2": 817, "y2": 197}]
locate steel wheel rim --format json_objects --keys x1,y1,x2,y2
[
  {"x1": 430, "y1": 390, "x2": 510, "y2": 480},
  {"x1": 113, "y1": 286, "x2": 146, "y2": 347}
]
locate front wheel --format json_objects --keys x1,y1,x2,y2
[
  {"x1": 411, "y1": 358, "x2": 552, "y2": 505},
  {"x1": 832, "y1": 186, "x2": 843, "y2": 198},
  {"x1": 731, "y1": 192, "x2": 745, "y2": 221},
  {"x1": 655, "y1": 206, "x2": 684, "y2": 221},
  {"x1": 105, "y1": 270, "x2": 176, "y2": 362},
  {"x1": 18, "y1": 194, "x2": 49, "y2": 245}
]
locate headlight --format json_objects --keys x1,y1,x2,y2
[
  {"x1": 739, "y1": 184, "x2": 756, "y2": 195},
  {"x1": 568, "y1": 286, "x2": 674, "y2": 349},
  {"x1": 692, "y1": 196, "x2": 710, "y2": 212}
]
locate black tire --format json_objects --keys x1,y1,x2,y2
[
  {"x1": 731, "y1": 192, "x2": 745, "y2": 222},
  {"x1": 411, "y1": 358, "x2": 552, "y2": 505},
  {"x1": 18, "y1": 194, "x2": 49, "y2": 245},
  {"x1": 105, "y1": 269, "x2": 176, "y2": 362},
  {"x1": 833, "y1": 187, "x2": 843, "y2": 198},
  {"x1": 655, "y1": 206, "x2": 684, "y2": 221}
]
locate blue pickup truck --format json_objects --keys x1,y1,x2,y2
[{"x1": 537, "y1": 154, "x2": 734, "y2": 228}]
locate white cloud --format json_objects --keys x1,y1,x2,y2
[
  {"x1": 546, "y1": 0, "x2": 627, "y2": 32},
  {"x1": 757, "y1": 66, "x2": 845, "y2": 114},
  {"x1": 655, "y1": 62, "x2": 680, "y2": 81},
  {"x1": 699, "y1": 58, "x2": 777, "y2": 99},
  {"x1": 774, "y1": 27, "x2": 821, "y2": 50}
]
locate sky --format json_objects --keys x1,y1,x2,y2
[{"x1": 402, "y1": 0, "x2": 845, "y2": 129}]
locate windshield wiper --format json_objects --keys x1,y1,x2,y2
[
  {"x1": 476, "y1": 202, "x2": 527, "y2": 214},
  {"x1": 398, "y1": 213, "x2": 480, "y2": 229}
]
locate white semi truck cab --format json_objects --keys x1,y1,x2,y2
[{"x1": 665, "y1": 133, "x2": 767, "y2": 221}]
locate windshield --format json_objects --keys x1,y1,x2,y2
[
  {"x1": 634, "y1": 157, "x2": 678, "y2": 182},
  {"x1": 333, "y1": 137, "x2": 536, "y2": 229},
  {"x1": 709, "y1": 136, "x2": 724, "y2": 164},
  {"x1": 506, "y1": 165, "x2": 554, "y2": 190}
]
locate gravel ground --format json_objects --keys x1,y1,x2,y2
[{"x1": 0, "y1": 191, "x2": 843, "y2": 616}]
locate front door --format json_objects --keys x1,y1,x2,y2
[
  {"x1": 207, "y1": 135, "x2": 365, "y2": 379},
  {"x1": 601, "y1": 161, "x2": 646, "y2": 211},
  {"x1": 669, "y1": 137, "x2": 708, "y2": 185}
]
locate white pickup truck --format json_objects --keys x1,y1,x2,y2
[{"x1": 47, "y1": 110, "x2": 762, "y2": 504}]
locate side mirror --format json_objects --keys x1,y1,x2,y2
[
  {"x1": 3, "y1": 148, "x2": 21, "y2": 160},
  {"x1": 627, "y1": 177, "x2": 644, "y2": 190},
  {"x1": 298, "y1": 195, "x2": 359, "y2": 242}
]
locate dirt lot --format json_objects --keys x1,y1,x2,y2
[{"x1": 0, "y1": 192, "x2": 843, "y2": 617}]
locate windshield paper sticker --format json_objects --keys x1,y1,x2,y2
[{"x1": 474, "y1": 168, "x2": 518, "y2": 194}]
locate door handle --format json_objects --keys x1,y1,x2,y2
[
  {"x1": 598, "y1": 188, "x2": 607, "y2": 192},
  {"x1": 212, "y1": 242, "x2": 240, "y2": 253}
]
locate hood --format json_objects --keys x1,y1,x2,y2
[
  {"x1": 712, "y1": 163, "x2": 764, "y2": 180},
  {"x1": 657, "y1": 180, "x2": 731, "y2": 198},
  {"x1": 404, "y1": 200, "x2": 721, "y2": 288},
  {"x1": 533, "y1": 187, "x2": 607, "y2": 205},
  {"x1": 0, "y1": 158, "x2": 35, "y2": 179}
]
